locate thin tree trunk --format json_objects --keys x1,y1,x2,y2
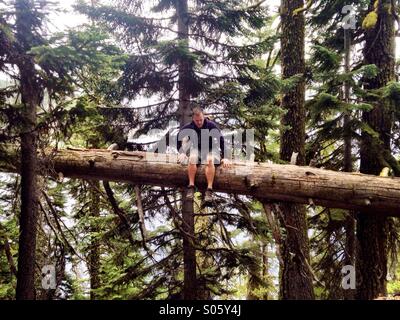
[
  {"x1": 343, "y1": 28, "x2": 356, "y2": 300},
  {"x1": 2, "y1": 237, "x2": 18, "y2": 277},
  {"x1": 343, "y1": 28, "x2": 352, "y2": 174},
  {"x1": 261, "y1": 243, "x2": 269, "y2": 296},
  {"x1": 247, "y1": 241, "x2": 269, "y2": 300},
  {"x1": 15, "y1": 0, "x2": 40, "y2": 300},
  {"x1": 356, "y1": 0, "x2": 395, "y2": 300},
  {"x1": 177, "y1": 0, "x2": 192, "y2": 127},
  {"x1": 195, "y1": 200, "x2": 212, "y2": 300},
  {"x1": 279, "y1": 0, "x2": 314, "y2": 300},
  {"x1": 134, "y1": 185, "x2": 148, "y2": 244},
  {"x1": 343, "y1": 212, "x2": 356, "y2": 299},
  {"x1": 177, "y1": 0, "x2": 197, "y2": 300},
  {"x1": 88, "y1": 180, "x2": 101, "y2": 300}
]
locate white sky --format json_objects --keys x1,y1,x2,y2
[
  {"x1": 53, "y1": 0, "x2": 399, "y2": 56},
  {"x1": 51, "y1": 0, "x2": 281, "y2": 30}
]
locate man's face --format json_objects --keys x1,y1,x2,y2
[{"x1": 193, "y1": 113, "x2": 205, "y2": 128}]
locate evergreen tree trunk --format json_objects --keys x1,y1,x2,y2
[
  {"x1": 279, "y1": 0, "x2": 314, "y2": 300},
  {"x1": 343, "y1": 28, "x2": 352, "y2": 174},
  {"x1": 343, "y1": 28, "x2": 356, "y2": 300},
  {"x1": 196, "y1": 202, "x2": 212, "y2": 300},
  {"x1": 15, "y1": 0, "x2": 40, "y2": 300},
  {"x1": 356, "y1": 0, "x2": 395, "y2": 300},
  {"x1": 344, "y1": 212, "x2": 356, "y2": 299},
  {"x1": 261, "y1": 243, "x2": 269, "y2": 299},
  {"x1": 88, "y1": 180, "x2": 101, "y2": 300},
  {"x1": 177, "y1": 0, "x2": 197, "y2": 300},
  {"x1": 247, "y1": 241, "x2": 269, "y2": 300},
  {"x1": 177, "y1": 0, "x2": 192, "y2": 126}
]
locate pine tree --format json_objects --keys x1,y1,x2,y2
[
  {"x1": 1, "y1": 1, "x2": 127, "y2": 299},
  {"x1": 0, "y1": 176, "x2": 19, "y2": 299},
  {"x1": 278, "y1": 0, "x2": 314, "y2": 299},
  {"x1": 300, "y1": 0, "x2": 400, "y2": 299},
  {"x1": 305, "y1": 1, "x2": 367, "y2": 299},
  {"x1": 356, "y1": 0, "x2": 396, "y2": 299},
  {"x1": 77, "y1": 0, "x2": 275, "y2": 299},
  {"x1": 11, "y1": 0, "x2": 43, "y2": 299}
]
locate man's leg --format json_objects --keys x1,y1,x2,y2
[
  {"x1": 203, "y1": 153, "x2": 218, "y2": 204},
  {"x1": 186, "y1": 151, "x2": 198, "y2": 200},
  {"x1": 205, "y1": 154, "x2": 216, "y2": 189},
  {"x1": 188, "y1": 161, "x2": 197, "y2": 187}
]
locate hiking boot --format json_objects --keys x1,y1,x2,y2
[
  {"x1": 186, "y1": 186, "x2": 195, "y2": 200},
  {"x1": 204, "y1": 188, "x2": 213, "y2": 204}
]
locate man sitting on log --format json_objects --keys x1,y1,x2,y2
[{"x1": 177, "y1": 107, "x2": 231, "y2": 204}]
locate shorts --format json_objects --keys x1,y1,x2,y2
[{"x1": 188, "y1": 149, "x2": 221, "y2": 166}]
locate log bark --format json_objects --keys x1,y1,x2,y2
[{"x1": 1, "y1": 148, "x2": 400, "y2": 215}]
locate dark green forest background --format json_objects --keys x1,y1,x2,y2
[{"x1": 0, "y1": 0, "x2": 400, "y2": 300}]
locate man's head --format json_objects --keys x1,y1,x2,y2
[{"x1": 192, "y1": 107, "x2": 205, "y2": 128}]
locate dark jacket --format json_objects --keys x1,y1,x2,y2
[{"x1": 177, "y1": 118, "x2": 225, "y2": 158}]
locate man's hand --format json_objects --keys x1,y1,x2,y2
[
  {"x1": 178, "y1": 153, "x2": 188, "y2": 164},
  {"x1": 221, "y1": 158, "x2": 232, "y2": 169}
]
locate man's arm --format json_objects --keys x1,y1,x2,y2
[
  {"x1": 177, "y1": 123, "x2": 192, "y2": 154},
  {"x1": 219, "y1": 131, "x2": 225, "y2": 159},
  {"x1": 210, "y1": 121, "x2": 231, "y2": 167},
  {"x1": 177, "y1": 129, "x2": 183, "y2": 153},
  {"x1": 208, "y1": 121, "x2": 226, "y2": 159},
  {"x1": 219, "y1": 132, "x2": 231, "y2": 168}
]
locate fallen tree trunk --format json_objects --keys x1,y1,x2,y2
[{"x1": 1, "y1": 148, "x2": 400, "y2": 215}]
